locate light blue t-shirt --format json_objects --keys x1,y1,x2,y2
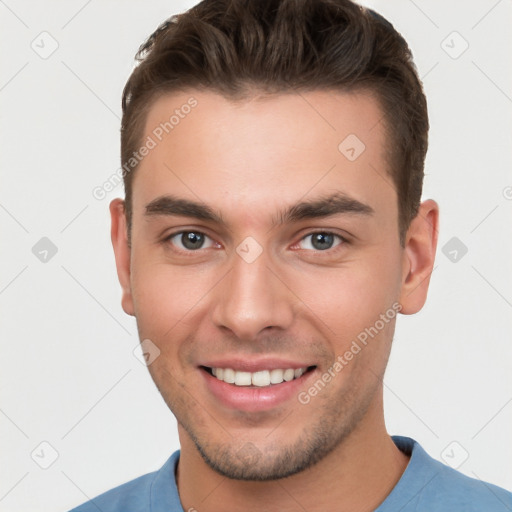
[{"x1": 69, "y1": 436, "x2": 512, "y2": 511}]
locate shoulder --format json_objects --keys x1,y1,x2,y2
[
  {"x1": 69, "y1": 472, "x2": 155, "y2": 512},
  {"x1": 420, "y1": 459, "x2": 512, "y2": 510},
  {"x1": 385, "y1": 436, "x2": 512, "y2": 512},
  {"x1": 68, "y1": 451, "x2": 181, "y2": 512}
]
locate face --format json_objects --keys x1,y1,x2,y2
[{"x1": 111, "y1": 89, "x2": 437, "y2": 480}]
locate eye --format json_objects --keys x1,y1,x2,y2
[
  {"x1": 298, "y1": 232, "x2": 345, "y2": 251},
  {"x1": 166, "y1": 231, "x2": 216, "y2": 251}
]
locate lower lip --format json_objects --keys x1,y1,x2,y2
[{"x1": 201, "y1": 368, "x2": 315, "y2": 412}]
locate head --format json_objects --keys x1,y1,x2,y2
[{"x1": 111, "y1": 0, "x2": 438, "y2": 481}]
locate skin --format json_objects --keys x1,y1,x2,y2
[{"x1": 110, "y1": 89, "x2": 439, "y2": 511}]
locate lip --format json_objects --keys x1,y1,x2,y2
[{"x1": 200, "y1": 364, "x2": 317, "y2": 412}]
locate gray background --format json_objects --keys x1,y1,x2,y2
[{"x1": 1, "y1": 1, "x2": 511, "y2": 511}]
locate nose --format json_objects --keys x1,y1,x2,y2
[{"x1": 210, "y1": 248, "x2": 294, "y2": 341}]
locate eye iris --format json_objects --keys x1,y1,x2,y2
[
  {"x1": 182, "y1": 232, "x2": 204, "y2": 250},
  {"x1": 311, "y1": 233, "x2": 334, "y2": 250}
]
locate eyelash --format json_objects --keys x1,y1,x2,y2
[
  {"x1": 162, "y1": 230, "x2": 349, "y2": 255},
  {"x1": 293, "y1": 231, "x2": 348, "y2": 252}
]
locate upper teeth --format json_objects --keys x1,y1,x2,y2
[{"x1": 211, "y1": 367, "x2": 307, "y2": 387}]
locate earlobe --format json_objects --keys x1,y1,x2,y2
[
  {"x1": 110, "y1": 198, "x2": 135, "y2": 316},
  {"x1": 398, "y1": 199, "x2": 439, "y2": 315}
]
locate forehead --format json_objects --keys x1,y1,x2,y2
[{"x1": 132, "y1": 89, "x2": 395, "y2": 230}]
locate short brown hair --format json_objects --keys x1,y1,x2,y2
[{"x1": 121, "y1": 0, "x2": 428, "y2": 247}]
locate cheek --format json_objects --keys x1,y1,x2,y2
[
  {"x1": 290, "y1": 251, "x2": 401, "y2": 373},
  {"x1": 131, "y1": 259, "x2": 207, "y2": 335},
  {"x1": 130, "y1": 258, "x2": 221, "y2": 378},
  {"x1": 296, "y1": 258, "x2": 400, "y2": 333},
  {"x1": 131, "y1": 265, "x2": 197, "y2": 387}
]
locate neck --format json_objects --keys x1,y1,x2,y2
[{"x1": 176, "y1": 399, "x2": 409, "y2": 512}]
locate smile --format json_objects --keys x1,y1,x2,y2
[{"x1": 199, "y1": 361, "x2": 318, "y2": 411}]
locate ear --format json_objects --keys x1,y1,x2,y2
[
  {"x1": 398, "y1": 199, "x2": 439, "y2": 315},
  {"x1": 110, "y1": 198, "x2": 135, "y2": 316}
]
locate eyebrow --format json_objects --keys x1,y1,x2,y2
[
  {"x1": 144, "y1": 192, "x2": 374, "y2": 226},
  {"x1": 275, "y1": 192, "x2": 374, "y2": 225},
  {"x1": 145, "y1": 195, "x2": 224, "y2": 224}
]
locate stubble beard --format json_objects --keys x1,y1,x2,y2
[{"x1": 174, "y1": 372, "x2": 382, "y2": 481}]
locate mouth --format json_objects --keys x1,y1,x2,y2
[
  {"x1": 201, "y1": 365, "x2": 316, "y2": 387},
  {"x1": 199, "y1": 363, "x2": 318, "y2": 412}
]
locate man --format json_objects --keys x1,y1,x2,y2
[{"x1": 70, "y1": 0, "x2": 512, "y2": 510}]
